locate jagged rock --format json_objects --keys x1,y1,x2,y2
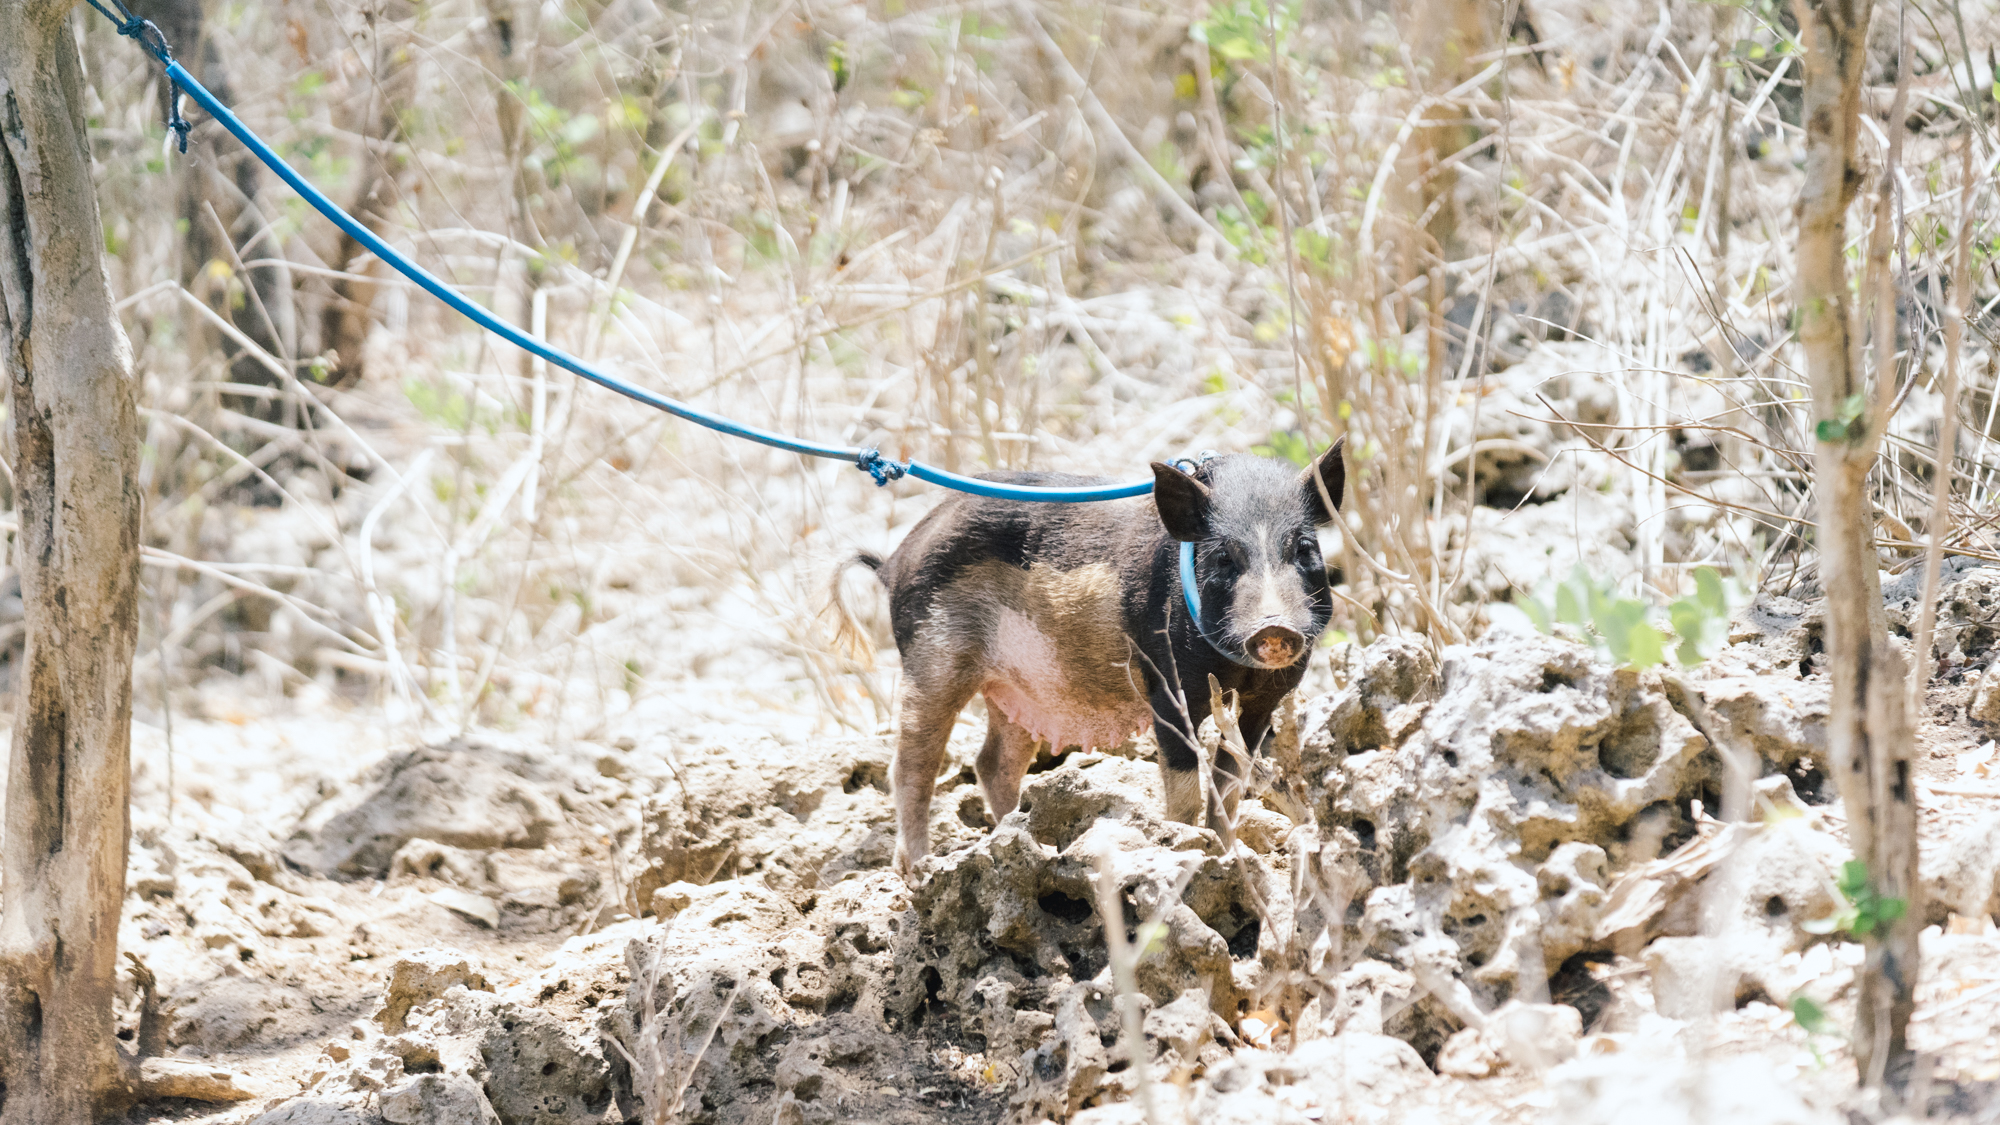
[
  {"x1": 1548, "y1": 1017, "x2": 1837, "y2": 1124},
  {"x1": 1883, "y1": 557, "x2": 2000, "y2": 668},
  {"x1": 378, "y1": 949, "x2": 491, "y2": 1033},
  {"x1": 1972, "y1": 672, "x2": 2000, "y2": 727},
  {"x1": 627, "y1": 730, "x2": 906, "y2": 905},
  {"x1": 1324, "y1": 958, "x2": 1462, "y2": 1063},
  {"x1": 160, "y1": 627, "x2": 1875, "y2": 1125},
  {"x1": 299, "y1": 964, "x2": 622, "y2": 1125},
  {"x1": 918, "y1": 754, "x2": 1280, "y2": 1028},
  {"x1": 249, "y1": 1101, "x2": 378, "y2": 1125},
  {"x1": 1693, "y1": 676, "x2": 1830, "y2": 787},
  {"x1": 475, "y1": 1000, "x2": 622, "y2": 1124},
  {"x1": 389, "y1": 838, "x2": 488, "y2": 887},
  {"x1": 380, "y1": 1073, "x2": 501, "y2": 1125},
  {"x1": 1436, "y1": 1001, "x2": 1582, "y2": 1077},
  {"x1": 1928, "y1": 813, "x2": 2000, "y2": 925},
  {"x1": 1187, "y1": 1034, "x2": 1437, "y2": 1123},
  {"x1": 284, "y1": 739, "x2": 583, "y2": 877},
  {"x1": 1643, "y1": 935, "x2": 1786, "y2": 1019},
  {"x1": 1592, "y1": 801, "x2": 1844, "y2": 959},
  {"x1": 1306, "y1": 632, "x2": 1720, "y2": 1005}
]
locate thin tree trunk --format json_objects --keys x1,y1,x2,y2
[
  {"x1": 132, "y1": 0, "x2": 297, "y2": 414},
  {"x1": 1795, "y1": 0, "x2": 1921, "y2": 1085},
  {"x1": 0, "y1": 1, "x2": 144, "y2": 1120},
  {"x1": 319, "y1": 1, "x2": 422, "y2": 383},
  {"x1": 1401, "y1": 0, "x2": 1492, "y2": 261}
]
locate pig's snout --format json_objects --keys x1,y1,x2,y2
[{"x1": 1247, "y1": 624, "x2": 1305, "y2": 667}]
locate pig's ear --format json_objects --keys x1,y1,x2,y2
[
  {"x1": 1300, "y1": 437, "x2": 1346, "y2": 525},
  {"x1": 1150, "y1": 462, "x2": 1213, "y2": 542}
]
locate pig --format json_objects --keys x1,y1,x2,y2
[{"x1": 830, "y1": 441, "x2": 1344, "y2": 881}]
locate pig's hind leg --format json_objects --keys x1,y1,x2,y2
[
  {"x1": 892, "y1": 666, "x2": 980, "y2": 883},
  {"x1": 974, "y1": 697, "x2": 1042, "y2": 824}
]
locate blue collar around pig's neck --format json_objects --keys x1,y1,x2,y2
[
  {"x1": 1172, "y1": 449, "x2": 1267, "y2": 671},
  {"x1": 1178, "y1": 539, "x2": 1264, "y2": 669}
]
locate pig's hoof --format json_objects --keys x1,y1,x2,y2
[{"x1": 894, "y1": 850, "x2": 937, "y2": 889}]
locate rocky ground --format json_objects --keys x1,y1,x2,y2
[{"x1": 64, "y1": 557, "x2": 2000, "y2": 1125}]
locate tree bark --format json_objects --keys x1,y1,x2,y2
[
  {"x1": 0, "y1": 1, "x2": 144, "y2": 1121},
  {"x1": 1795, "y1": 0, "x2": 1921, "y2": 1085}
]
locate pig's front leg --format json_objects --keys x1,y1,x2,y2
[{"x1": 1149, "y1": 676, "x2": 1211, "y2": 827}]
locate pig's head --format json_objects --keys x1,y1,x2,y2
[{"x1": 1150, "y1": 441, "x2": 1344, "y2": 669}]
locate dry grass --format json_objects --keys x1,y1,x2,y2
[{"x1": 54, "y1": 0, "x2": 2000, "y2": 870}]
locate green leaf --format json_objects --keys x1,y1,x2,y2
[
  {"x1": 1695, "y1": 566, "x2": 1726, "y2": 615},
  {"x1": 1815, "y1": 418, "x2": 1848, "y2": 442},
  {"x1": 1215, "y1": 35, "x2": 1261, "y2": 60},
  {"x1": 1838, "y1": 860, "x2": 1869, "y2": 898},
  {"x1": 1554, "y1": 580, "x2": 1586, "y2": 631},
  {"x1": 1518, "y1": 593, "x2": 1552, "y2": 634},
  {"x1": 1621, "y1": 623, "x2": 1667, "y2": 668},
  {"x1": 827, "y1": 41, "x2": 851, "y2": 91},
  {"x1": 1668, "y1": 599, "x2": 1701, "y2": 638},
  {"x1": 1791, "y1": 995, "x2": 1830, "y2": 1035},
  {"x1": 1516, "y1": 566, "x2": 1678, "y2": 669}
]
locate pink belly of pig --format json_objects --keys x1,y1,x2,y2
[{"x1": 982, "y1": 608, "x2": 1152, "y2": 751}]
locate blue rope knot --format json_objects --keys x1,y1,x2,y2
[
  {"x1": 856, "y1": 449, "x2": 906, "y2": 487},
  {"x1": 88, "y1": 0, "x2": 190, "y2": 153}
]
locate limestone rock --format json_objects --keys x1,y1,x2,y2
[
  {"x1": 1437, "y1": 1001, "x2": 1582, "y2": 1077},
  {"x1": 628, "y1": 731, "x2": 902, "y2": 904},
  {"x1": 248, "y1": 1102, "x2": 378, "y2": 1125},
  {"x1": 137, "y1": 1056, "x2": 260, "y2": 1102},
  {"x1": 379, "y1": 1074, "x2": 500, "y2": 1125},
  {"x1": 1307, "y1": 632, "x2": 1719, "y2": 1005},
  {"x1": 1694, "y1": 675, "x2": 1829, "y2": 782},
  {"x1": 378, "y1": 949, "x2": 491, "y2": 1033},
  {"x1": 284, "y1": 739, "x2": 581, "y2": 877},
  {"x1": 429, "y1": 888, "x2": 500, "y2": 929},
  {"x1": 1548, "y1": 1018, "x2": 1838, "y2": 1124},
  {"x1": 1928, "y1": 812, "x2": 2000, "y2": 925}
]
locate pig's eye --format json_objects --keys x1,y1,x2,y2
[{"x1": 1219, "y1": 542, "x2": 1248, "y2": 572}]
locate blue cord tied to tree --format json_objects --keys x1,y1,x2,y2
[
  {"x1": 85, "y1": 1, "x2": 1155, "y2": 504},
  {"x1": 86, "y1": 0, "x2": 191, "y2": 153}
]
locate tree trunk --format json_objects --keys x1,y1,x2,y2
[
  {"x1": 0, "y1": 2, "x2": 144, "y2": 1121},
  {"x1": 1401, "y1": 0, "x2": 1493, "y2": 261},
  {"x1": 319, "y1": 0, "x2": 423, "y2": 383},
  {"x1": 131, "y1": 0, "x2": 300, "y2": 415},
  {"x1": 1795, "y1": 0, "x2": 1921, "y2": 1085}
]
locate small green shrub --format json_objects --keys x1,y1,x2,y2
[
  {"x1": 1802, "y1": 860, "x2": 1908, "y2": 938},
  {"x1": 1512, "y1": 565, "x2": 1742, "y2": 669}
]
